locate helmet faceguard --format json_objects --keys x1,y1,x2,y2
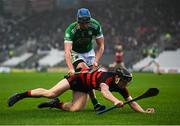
[
  {"x1": 115, "y1": 67, "x2": 132, "y2": 83},
  {"x1": 77, "y1": 8, "x2": 91, "y2": 23}
]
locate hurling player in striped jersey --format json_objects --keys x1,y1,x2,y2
[{"x1": 8, "y1": 67, "x2": 154, "y2": 113}]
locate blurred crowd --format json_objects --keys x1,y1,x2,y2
[
  {"x1": 0, "y1": 0, "x2": 180, "y2": 59},
  {"x1": 87, "y1": 0, "x2": 180, "y2": 52}
]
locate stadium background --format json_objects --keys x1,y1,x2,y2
[{"x1": 0, "y1": 0, "x2": 180, "y2": 72}]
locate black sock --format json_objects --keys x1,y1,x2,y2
[
  {"x1": 19, "y1": 91, "x2": 29, "y2": 99},
  {"x1": 20, "y1": 90, "x2": 40, "y2": 98},
  {"x1": 91, "y1": 98, "x2": 98, "y2": 106},
  {"x1": 89, "y1": 91, "x2": 98, "y2": 106}
]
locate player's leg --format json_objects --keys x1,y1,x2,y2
[
  {"x1": 37, "y1": 51, "x2": 89, "y2": 110},
  {"x1": 8, "y1": 79, "x2": 70, "y2": 107},
  {"x1": 139, "y1": 61, "x2": 153, "y2": 72},
  {"x1": 69, "y1": 50, "x2": 105, "y2": 111},
  {"x1": 154, "y1": 61, "x2": 161, "y2": 74},
  {"x1": 88, "y1": 90, "x2": 106, "y2": 111},
  {"x1": 74, "y1": 61, "x2": 105, "y2": 111},
  {"x1": 74, "y1": 60, "x2": 100, "y2": 110},
  {"x1": 38, "y1": 91, "x2": 88, "y2": 112},
  {"x1": 80, "y1": 52, "x2": 106, "y2": 111},
  {"x1": 61, "y1": 91, "x2": 88, "y2": 111}
]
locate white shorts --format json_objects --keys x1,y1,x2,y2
[
  {"x1": 148, "y1": 56, "x2": 159, "y2": 63},
  {"x1": 71, "y1": 49, "x2": 95, "y2": 66}
]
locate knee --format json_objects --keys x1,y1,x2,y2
[
  {"x1": 69, "y1": 107, "x2": 82, "y2": 112},
  {"x1": 69, "y1": 104, "x2": 85, "y2": 112}
]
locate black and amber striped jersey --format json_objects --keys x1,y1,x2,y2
[{"x1": 66, "y1": 71, "x2": 129, "y2": 99}]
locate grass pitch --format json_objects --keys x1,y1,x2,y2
[{"x1": 0, "y1": 72, "x2": 180, "y2": 125}]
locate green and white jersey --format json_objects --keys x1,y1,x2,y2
[
  {"x1": 149, "y1": 48, "x2": 158, "y2": 59},
  {"x1": 64, "y1": 18, "x2": 103, "y2": 53}
]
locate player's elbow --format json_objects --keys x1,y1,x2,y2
[
  {"x1": 101, "y1": 90, "x2": 105, "y2": 97},
  {"x1": 100, "y1": 83, "x2": 109, "y2": 98},
  {"x1": 99, "y1": 44, "x2": 104, "y2": 51},
  {"x1": 101, "y1": 87, "x2": 109, "y2": 99},
  {"x1": 100, "y1": 46, "x2": 104, "y2": 53}
]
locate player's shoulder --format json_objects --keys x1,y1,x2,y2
[
  {"x1": 65, "y1": 21, "x2": 78, "y2": 33},
  {"x1": 89, "y1": 18, "x2": 101, "y2": 29},
  {"x1": 90, "y1": 18, "x2": 101, "y2": 25}
]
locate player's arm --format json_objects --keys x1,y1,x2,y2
[
  {"x1": 64, "y1": 42, "x2": 75, "y2": 75},
  {"x1": 100, "y1": 83, "x2": 123, "y2": 107},
  {"x1": 94, "y1": 23, "x2": 104, "y2": 67},
  {"x1": 126, "y1": 96, "x2": 155, "y2": 113},
  {"x1": 64, "y1": 25, "x2": 75, "y2": 75},
  {"x1": 116, "y1": 87, "x2": 154, "y2": 113},
  {"x1": 94, "y1": 37, "x2": 104, "y2": 67}
]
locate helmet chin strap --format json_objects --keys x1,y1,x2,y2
[{"x1": 115, "y1": 77, "x2": 120, "y2": 84}]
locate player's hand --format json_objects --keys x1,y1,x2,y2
[
  {"x1": 115, "y1": 101, "x2": 124, "y2": 108},
  {"x1": 145, "y1": 108, "x2": 155, "y2": 113},
  {"x1": 68, "y1": 69, "x2": 75, "y2": 76},
  {"x1": 93, "y1": 61, "x2": 98, "y2": 69}
]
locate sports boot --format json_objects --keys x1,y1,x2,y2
[
  {"x1": 38, "y1": 98, "x2": 60, "y2": 109},
  {"x1": 8, "y1": 93, "x2": 23, "y2": 107}
]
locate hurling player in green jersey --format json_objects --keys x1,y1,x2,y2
[
  {"x1": 64, "y1": 8, "x2": 105, "y2": 111},
  {"x1": 140, "y1": 47, "x2": 161, "y2": 74}
]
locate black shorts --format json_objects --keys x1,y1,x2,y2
[{"x1": 65, "y1": 76, "x2": 92, "y2": 93}]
